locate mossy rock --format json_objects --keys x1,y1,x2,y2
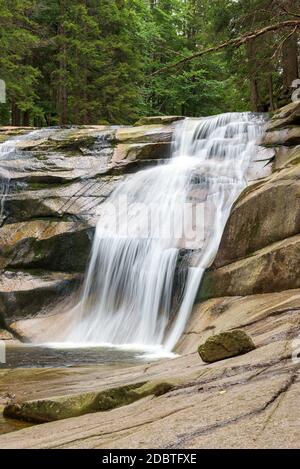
[
  {"x1": 3, "y1": 380, "x2": 175, "y2": 423},
  {"x1": 198, "y1": 330, "x2": 256, "y2": 363}
]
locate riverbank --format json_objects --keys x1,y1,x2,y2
[{"x1": 0, "y1": 285, "x2": 299, "y2": 447}]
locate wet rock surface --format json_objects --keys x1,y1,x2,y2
[{"x1": 0, "y1": 220, "x2": 94, "y2": 272}]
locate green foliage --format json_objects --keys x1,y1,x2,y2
[
  {"x1": 0, "y1": 0, "x2": 298, "y2": 125},
  {"x1": 0, "y1": 0, "x2": 41, "y2": 124}
]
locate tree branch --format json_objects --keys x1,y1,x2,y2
[
  {"x1": 271, "y1": 26, "x2": 298, "y2": 60},
  {"x1": 151, "y1": 19, "x2": 300, "y2": 76},
  {"x1": 276, "y1": 2, "x2": 300, "y2": 19}
]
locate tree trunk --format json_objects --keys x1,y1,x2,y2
[
  {"x1": 268, "y1": 74, "x2": 275, "y2": 111},
  {"x1": 11, "y1": 103, "x2": 21, "y2": 126},
  {"x1": 23, "y1": 110, "x2": 30, "y2": 126},
  {"x1": 57, "y1": 0, "x2": 68, "y2": 126},
  {"x1": 281, "y1": 0, "x2": 299, "y2": 96},
  {"x1": 246, "y1": 40, "x2": 261, "y2": 112},
  {"x1": 282, "y1": 30, "x2": 299, "y2": 93}
]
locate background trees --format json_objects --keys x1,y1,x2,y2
[{"x1": 0, "y1": 0, "x2": 299, "y2": 125}]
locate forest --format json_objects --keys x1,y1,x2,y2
[
  {"x1": 1, "y1": 0, "x2": 300, "y2": 453},
  {"x1": 0, "y1": 0, "x2": 299, "y2": 126}
]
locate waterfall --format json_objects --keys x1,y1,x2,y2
[{"x1": 65, "y1": 113, "x2": 263, "y2": 351}]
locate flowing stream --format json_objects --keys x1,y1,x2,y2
[{"x1": 64, "y1": 113, "x2": 263, "y2": 352}]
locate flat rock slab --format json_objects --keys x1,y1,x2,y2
[
  {"x1": 115, "y1": 125, "x2": 173, "y2": 143},
  {"x1": 262, "y1": 127, "x2": 300, "y2": 146},
  {"x1": 4, "y1": 176, "x2": 122, "y2": 224}
]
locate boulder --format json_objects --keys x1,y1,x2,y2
[
  {"x1": 198, "y1": 329, "x2": 256, "y2": 363},
  {"x1": 213, "y1": 164, "x2": 300, "y2": 268},
  {"x1": 199, "y1": 234, "x2": 300, "y2": 300},
  {"x1": 0, "y1": 329, "x2": 14, "y2": 341}
]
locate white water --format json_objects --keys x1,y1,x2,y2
[{"x1": 62, "y1": 113, "x2": 263, "y2": 352}]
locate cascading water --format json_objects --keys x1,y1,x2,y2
[{"x1": 64, "y1": 113, "x2": 264, "y2": 352}]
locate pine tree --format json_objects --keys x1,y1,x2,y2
[
  {"x1": 1, "y1": 0, "x2": 299, "y2": 126},
  {"x1": 0, "y1": 0, "x2": 41, "y2": 125}
]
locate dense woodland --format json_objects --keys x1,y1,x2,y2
[{"x1": 0, "y1": 0, "x2": 299, "y2": 126}]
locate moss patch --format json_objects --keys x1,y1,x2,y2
[
  {"x1": 3, "y1": 380, "x2": 175, "y2": 423},
  {"x1": 198, "y1": 329, "x2": 256, "y2": 363}
]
